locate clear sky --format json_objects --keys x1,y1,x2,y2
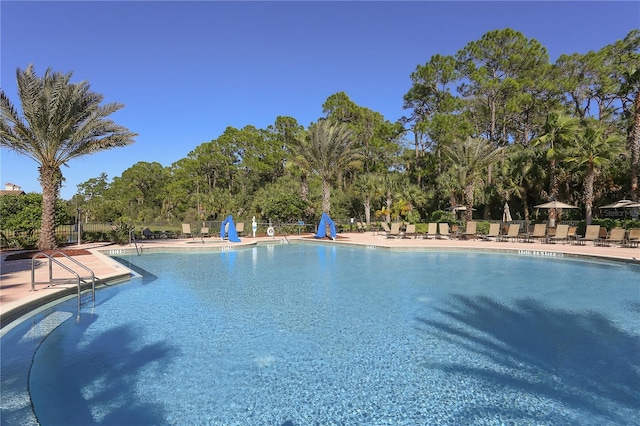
[{"x1": 1, "y1": 1, "x2": 639, "y2": 200}]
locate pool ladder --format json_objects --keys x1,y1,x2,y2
[{"x1": 31, "y1": 251, "x2": 96, "y2": 321}]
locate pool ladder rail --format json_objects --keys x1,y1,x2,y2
[
  {"x1": 31, "y1": 251, "x2": 96, "y2": 321},
  {"x1": 129, "y1": 230, "x2": 142, "y2": 255}
]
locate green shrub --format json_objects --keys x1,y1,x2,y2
[
  {"x1": 110, "y1": 219, "x2": 134, "y2": 245},
  {"x1": 476, "y1": 221, "x2": 491, "y2": 235},
  {"x1": 430, "y1": 210, "x2": 452, "y2": 223},
  {"x1": 84, "y1": 231, "x2": 109, "y2": 242}
]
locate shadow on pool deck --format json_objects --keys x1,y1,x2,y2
[{"x1": 416, "y1": 295, "x2": 640, "y2": 424}]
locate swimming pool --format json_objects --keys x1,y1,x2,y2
[{"x1": 2, "y1": 244, "x2": 639, "y2": 425}]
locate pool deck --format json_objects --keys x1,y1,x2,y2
[{"x1": 1, "y1": 232, "x2": 638, "y2": 328}]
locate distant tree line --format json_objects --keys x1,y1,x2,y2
[
  {"x1": 2, "y1": 29, "x2": 639, "y2": 250},
  {"x1": 69, "y1": 29, "x2": 639, "y2": 228}
]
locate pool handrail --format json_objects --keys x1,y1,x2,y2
[{"x1": 31, "y1": 252, "x2": 95, "y2": 321}]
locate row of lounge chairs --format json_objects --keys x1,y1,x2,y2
[
  {"x1": 377, "y1": 221, "x2": 639, "y2": 247},
  {"x1": 141, "y1": 222, "x2": 246, "y2": 239}
]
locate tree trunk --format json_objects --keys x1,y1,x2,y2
[
  {"x1": 38, "y1": 165, "x2": 61, "y2": 250},
  {"x1": 584, "y1": 166, "x2": 595, "y2": 225},
  {"x1": 321, "y1": 179, "x2": 331, "y2": 214},
  {"x1": 300, "y1": 173, "x2": 308, "y2": 202},
  {"x1": 386, "y1": 191, "x2": 392, "y2": 223},
  {"x1": 364, "y1": 197, "x2": 371, "y2": 226},
  {"x1": 464, "y1": 184, "x2": 474, "y2": 222},
  {"x1": 548, "y1": 158, "x2": 559, "y2": 223},
  {"x1": 629, "y1": 85, "x2": 640, "y2": 201},
  {"x1": 414, "y1": 132, "x2": 422, "y2": 186}
]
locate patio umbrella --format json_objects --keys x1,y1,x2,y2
[
  {"x1": 503, "y1": 202, "x2": 512, "y2": 223},
  {"x1": 598, "y1": 199, "x2": 634, "y2": 209},
  {"x1": 534, "y1": 201, "x2": 579, "y2": 209}
]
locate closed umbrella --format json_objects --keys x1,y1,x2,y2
[{"x1": 503, "y1": 202, "x2": 512, "y2": 223}]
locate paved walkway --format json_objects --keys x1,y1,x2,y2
[{"x1": 1, "y1": 233, "x2": 638, "y2": 328}]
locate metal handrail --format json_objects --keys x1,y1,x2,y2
[
  {"x1": 52, "y1": 251, "x2": 96, "y2": 304},
  {"x1": 31, "y1": 253, "x2": 85, "y2": 320},
  {"x1": 129, "y1": 230, "x2": 142, "y2": 255}
]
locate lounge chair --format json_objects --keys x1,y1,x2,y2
[
  {"x1": 437, "y1": 223, "x2": 452, "y2": 239},
  {"x1": 181, "y1": 223, "x2": 193, "y2": 238},
  {"x1": 142, "y1": 227, "x2": 158, "y2": 239},
  {"x1": 425, "y1": 222, "x2": 438, "y2": 239},
  {"x1": 460, "y1": 221, "x2": 478, "y2": 240},
  {"x1": 498, "y1": 223, "x2": 520, "y2": 242},
  {"x1": 549, "y1": 224, "x2": 569, "y2": 244},
  {"x1": 386, "y1": 222, "x2": 402, "y2": 239},
  {"x1": 626, "y1": 228, "x2": 640, "y2": 248},
  {"x1": 577, "y1": 225, "x2": 600, "y2": 246},
  {"x1": 596, "y1": 227, "x2": 608, "y2": 245},
  {"x1": 567, "y1": 226, "x2": 579, "y2": 244},
  {"x1": 480, "y1": 223, "x2": 501, "y2": 241},
  {"x1": 404, "y1": 223, "x2": 417, "y2": 239},
  {"x1": 530, "y1": 223, "x2": 548, "y2": 243},
  {"x1": 380, "y1": 222, "x2": 392, "y2": 236},
  {"x1": 200, "y1": 227, "x2": 210, "y2": 238},
  {"x1": 599, "y1": 227, "x2": 626, "y2": 247},
  {"x1": 235, "y1": 222, "x2": 245, "y2": 236}
]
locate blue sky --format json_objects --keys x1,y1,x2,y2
[{"x1": 1, "y1": 1, "x2": 639, "y2": 200}]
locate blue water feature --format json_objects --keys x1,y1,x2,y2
[{"x1": 2, "y1": 244, "x2": 639, "y2": 425}]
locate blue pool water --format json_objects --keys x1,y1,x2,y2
[{"x1": 2, "y1": 244, "x2": 640, "y2": 425}]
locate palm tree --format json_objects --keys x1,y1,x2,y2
[
  {"x1": 0, "y1": 65, "x2": 136, "y2": 249},
  {"x1": 531, "y1": 111, "x2": 580, "y2": 223},
  {"x1": 294, "y1": 119, "x2": 360, "y2": 214},
  {"x1": 353, "y1": 173, "x2": 384, "y2": 226},
  {"x1": 564, "y1": 119, "x2": 625, "y2": 224},
  {"x1": 622, "y1": 67, "x2": 640, "y2": 202},
  {"x1": 496, "y1": 144, "x2": 547, "y2": 221},
  {"x1": 441, "y1": 137, "x2": 503, "y2": 222},
  {"x1": 533, "y1": 112, "x2": 581, "y2": 197}
]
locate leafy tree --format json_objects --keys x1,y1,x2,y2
[
  {"x1": 495, "y1": 144, "x2": 547, "y2": 221},
  {"x1": 625, "y1": 66, "x2": 640, "y2": 201},
  {"x1": 456, "y1": 28, "x2": 550, "y2": 145},
  {"x1": 605, "y1": 30, "x2": 640, "y2": 201},
  {"x1": 0, "y1": 192, "x2": 69, "y2": 230},
  {"x1": 73, "y1": 172, "x2": 111, "y2": 221},
  {"x1": 251, "y1": 177, "x2": 308, "y2": 223},
  {"x1": 0, "y1": 65, "x2": 136, "y2": 249},
  {"x1": 322, "y1": 92, "x2": 403, "y2": 174},
  {"x1": 108, "y1": 162, "x2": 169, "y2": 223},
  {"x1": 403, "y1": 54, "x2": 465, "y2": 161},
  {"x1": 554, "y1": 50, "x2": 617, "y2": 121},
  {"x1": 353, "y1": 173, "x2": 384, "y2": 225}
]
